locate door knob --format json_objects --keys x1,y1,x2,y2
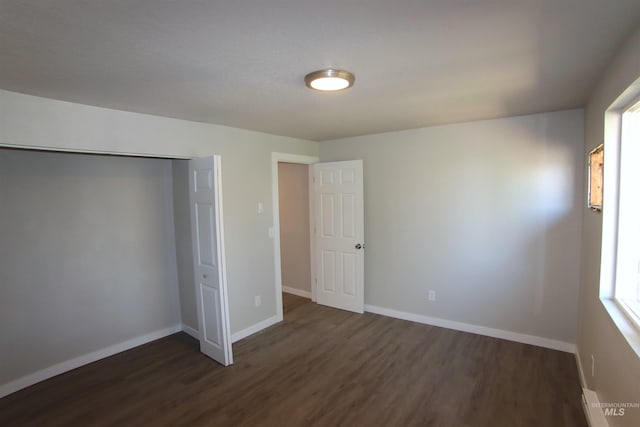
[{"x1": 355, "y1": 243, "x2": 363, "y2": 249}]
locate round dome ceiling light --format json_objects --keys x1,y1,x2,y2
[{"x1": 304, "y1": 69, "x2": 355, "y2": 92}]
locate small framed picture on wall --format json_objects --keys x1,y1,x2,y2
[{"x1": 588, "y1": 144, "x2": 603, "y2": 211}]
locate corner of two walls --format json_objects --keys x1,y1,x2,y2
[
  {"x1": 167, "y1": 141, "x2": 319, "y2": 337},
  {"x1": 319, "y1": 109, "x2": 585, "y2": 347},
  {"x1": 577, "y1": 25, "x2": 640, "y2": 427},
  {"x1": 2, "y1": 85, "x2": 608, "y2": 402},
  {"x1": 175, "y1": 158, "x2": 316, "y2": 337},
  {"x1": 0, "y1": 149, "x2": 182, "y2": 392},
  {"x1": 0, "y1": 89, "x2": 318, "y2": 394},
  {"x1": 0, "y1": 88, "x2": 586, "y2": 355}
]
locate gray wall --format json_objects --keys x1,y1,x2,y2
[
  {"x1": 0, "y1": 89, "x2": 318, "y2": 336},
  {"x1": 0, "y1": 149, "x2": 181, "y2": 385},
  {"x1": 172, "y1": 159, "x2": 197, "y2": 330},
  {"x1": 278, "y1": 162, "x2": 311, "y2": 294},
  {"x1": 578, "y1": 26, "x2": 640, "y2": 427},
  {"x1": 320, "y1": 109, "x2": 584, "y2": 344}
]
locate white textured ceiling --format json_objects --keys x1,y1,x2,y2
[{"x1": 1, "y1": 1, "x2": 639, "y2": 141}]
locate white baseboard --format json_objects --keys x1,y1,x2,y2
[
  {"x1": 182, "y1": 323, "x2": 199, "y2": 339},
  {"x1": 0, "y1": 324, "x2": 182, "y2": 399},
  {"x1": 231, "y1": 315, "x2": 280, "y2": 343},
  {"x1": 182, "y1": 316, "x2": 281, "y2": 344},
  {"x1": 575, "y1": 350, "x2": 609, "y2": 427},
  {"x1": 364, "y1": 305, "x2": 576, "y2": 353},
  {"x1": 582, "y1": 389, "x2": 609, "y2": 427},
  {"x1": 282, "y1": 286, "x2": 312, "y2": 299},
  {"x1": 575, "y1": 350, "x2": 588, "y2": 389}
]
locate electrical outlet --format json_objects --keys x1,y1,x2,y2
[
  {"x1": 254, "y1": 295, "x2": 261, "y2": 307},
  {"x1": 257, "y1": 202, "x2": 264, "y2": 214},
  {"x1": 591, "y1": 354, "x2": 595, "y2": 377},
  {"x1": 268, "y1": 227, "x2": 275, "y2": 238},
  {"x1": 428, "y1": 290, "x2": 436, "y2": 302}
]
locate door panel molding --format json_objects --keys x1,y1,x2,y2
[
  {"x1": 313, "y1": 160, "x2": 365, "y2": 314},
  {"x1": 189, "y1": 155, "x2": 232, "y2": 366}
]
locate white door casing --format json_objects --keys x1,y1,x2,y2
[
  {"x1": 314, "y1": 160, "x2": 364, "y2": 313},
  {"x1": 189, "y1": 156, "x2": 233, "y2": 366},
  {"x1": 271, "y1": 152, "x2": 319, "y2": 319}
]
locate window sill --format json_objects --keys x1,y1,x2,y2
[
  {"x1": 618, "y1": 298, "x2": 640, "y2": 328},
  {"x1": 600, "y1": 298, "x2": 640, "y2": 359}
]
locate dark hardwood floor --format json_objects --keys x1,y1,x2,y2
[{"x1": 0, "y1": 294, "x2": 586, "y2": 426}]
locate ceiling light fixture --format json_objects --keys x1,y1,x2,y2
[{"x1": 304, "y1": 69, "x2": 355, "y2": 92}]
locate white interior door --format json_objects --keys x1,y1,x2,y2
[
  {"x1": 313, "y1": 160, "x2": 364, "y2": 313},
  {"x1": 189, "y1": 156, "x2": 233, "y2": 366}
]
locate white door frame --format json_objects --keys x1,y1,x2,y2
[{"x1": 271, "y1": 152, "x2": 319, "y2": 321}]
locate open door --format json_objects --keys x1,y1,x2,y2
[
  {"x1": 313, "y1": 160, "x2": 364, "y2": 313},
  {"x1": 189, "y1": 156, "x2": 233, "y2": 366}
]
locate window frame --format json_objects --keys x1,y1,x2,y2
[
  {"x1": 598, "y1": 86, "x2": 640, "y2": 358},
  {"x1": 614, "y1": 99, "x2": 640, "y2": 328}
]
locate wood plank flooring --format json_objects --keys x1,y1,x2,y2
[{"x1": 0, "y1": 294, "x2": 586, "y2": 426}]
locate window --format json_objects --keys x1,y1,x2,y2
[{"x1": 614, "y1": 98, "x2": 640, "y2": 326}]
